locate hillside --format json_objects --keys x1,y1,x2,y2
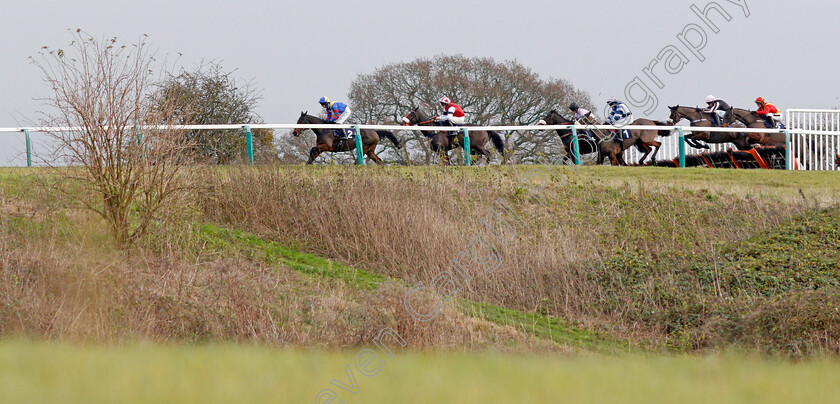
[{"x1": 1, "y1": 166, "x2": 839, "y2": 356}]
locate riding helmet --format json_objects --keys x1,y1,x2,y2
[{"x1": 569, "y1": 102, "x2": 579, "y2": 111}]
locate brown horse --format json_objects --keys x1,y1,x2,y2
[
  {"x1": 723, "y1": 107, "x2": 786, "y2": 147},
  {"x1": 626, "y1": 118, "x2": 675, "y2": 164},
  {"x1": 537, "y1": 110, "x2": 631, "y2": 166},
  {"x1": 667, "y1": 105, "x2": 751, "y2": 150},
  {"x1": 401, "y1": 107, "x2": 505, "y2": 165},
  {"x1": 292, "y1": 112, "x2": 401, "y2": 164}
]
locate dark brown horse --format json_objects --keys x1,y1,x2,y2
[
  {"x1": 537, "y1": 109, "x2": 630, "y2": 165},
  {"x1": 401, "y1": 107, "x2": 505, "y2": 165},
  {"x1": 667, "y1": 105, "x2": 751, "y2": 150},
  {"x1": 723, "y1": 107, "x2": 786, "y2": 147},
  {"x1": 292, "y1": 112, "x2": 401, "y2": 164}
]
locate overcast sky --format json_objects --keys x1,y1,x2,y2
[{"x1": 2, "y1": 0, "x2": 838, "y2": 165}]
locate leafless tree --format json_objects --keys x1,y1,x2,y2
[
  {"x1": 31, "y1": 30, "x2": 194, "y2": 247},
  {"x1": 348, "y1": 55, "x2": 595, "y2": 163}
]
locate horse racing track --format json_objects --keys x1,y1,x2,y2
[{"x1": 3, "y1": 109, "x2": 840, "y2": 170}]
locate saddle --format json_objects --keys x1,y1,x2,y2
[
  {"x1": 332, "y1": 129, "x2": 355, "y2": 152},
  {"x1": 611, "y1": 129, "x2": 632, "y2": 141},
  {"x1": 333, "y1": 129, "x2": 356, "y2": 139},
  {"x1": 763, "y1": 118, "x2": 786, "y2": 129}
]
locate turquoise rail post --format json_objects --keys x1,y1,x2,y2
[
  {"x1": 352, "y1": 125, "x2": 363, "y2": 165},
  {"x1": 243, "y1": 125, "x2": 254, "y2": 165},
  {"x1": 462, "y1": 128, "x2": 471, "y2": 166},
  {"x1": 135, "y1": 125, "x2": 142, "y2": 147},
  {"x1": 21, "y1": 129, "x2": 31, "y2": 167},
  {"x1": 570, "y1": 125, "x2": 581, "y2": 165},
  {"x1": 677, "y1": 127, "x2": 686, "y2": 168},
  {"x1": 784, "y1": 129, "x2": 792, "y2": 170}
]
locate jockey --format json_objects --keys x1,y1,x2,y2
[
  {"x1": 606, "y1": 98, "x2": 633, "y2": 140},
  {"x1": 569, "y1": 102, "x2": 592, "y2": 122},
  {"x1": 755, "y1": 97, "x2": 783, "y2": 128},
  {"x1": 569, "y1": 102, "x2": 595, "y2": 139},
  {"x1": 434, "y1": 96, "x2": 466, "y2": 128},
  {"x1": 702, "y1": 95, "x2": 731, "y2": 127},
  {"x1": 319, "y1": 96, "x2": 353, "y2": 139}
]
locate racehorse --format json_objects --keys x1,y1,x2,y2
[
  {"x1": 292, "y1": 112, "x2": 401, "y2": 165},
  {"x1": 723, "y1": 107, "x2": 786, "y2": 147},
  {"x1": 625, "y1": 118, "x2": 675, "y2": 165},
  {"x1": 667, "y1": 105, "x2": 751, "y2": 150},
  {"x1": 537, "y1": 109, "x2": 630, "y2": 166},
  {"x1": 401, "y1": 107, "x2": 505, "y2": 165}
]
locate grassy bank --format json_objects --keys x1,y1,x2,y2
[{"x1": 1, "y1": 165, "x2": 839, "y2": 356}]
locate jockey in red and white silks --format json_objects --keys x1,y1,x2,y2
[{"x1": 435, "y1": 96, "x2": 466, "y2": 126}]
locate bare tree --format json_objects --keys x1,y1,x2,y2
[
  {"x1": 150, "y1": 61, "x2": 274, "y2": 164},
  {"x1": 31, "y1": 30, "x2": 194, "y2": 247},
  {"x1": 348, "y1": 55, "x2": 595, "y2": 163}
]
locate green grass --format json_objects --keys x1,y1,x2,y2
[
  {"x1": 1, "y1": 340, "x2": 839, "y2": 404},
  {"x1": 197, "y1": 223, "x2": 386, "y2": 290},
  {"x1": 459, "y1": 300, "x2": 630, "y2": 352},
  {"x1": 586, "y1": 206, "x2": 840, "y2": 354}
]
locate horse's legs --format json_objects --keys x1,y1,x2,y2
[
  {"x1": 307, "y1": 147, "x2": 321, "y2": 164},
  {"x1": 474, "y1": 146, "x2": 491, "y2": 164},
  {"x1": 638, "y1": 144, "x2": 652, "y2": 165},
  {"x1": 648, "y1": 140, "x2": 662, "y2": 163},
  {"x1": 618, "y1": 153, "x2": 627, "y2": 166},
  {"x1": 685, "y1": 137, "x2": 709, "y2": 150},
  {"x1": 364, "y1": 143, "x2": 384, "y2": 165}
]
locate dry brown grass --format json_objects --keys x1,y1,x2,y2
[
  {"x1": 0, "y1": 193, "x2": 549, "y2": 351},
  {"x1": 194, "y1": 165, "x2": 828, "y2": 343},
  {"x1": 2, "y1": 165, "x2": 837, "y2": 354}
]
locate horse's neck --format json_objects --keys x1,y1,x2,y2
[
  {"x1": 681, "y1": 109, "x2": 706, "y2": 122},
  {"x1": 307, "y1": 115, "x2": 325, "y2": 124},
  {"x1": 552, "y1": 114, "x2": 574, "y2": 141},
  {"x1": 416, "y1": 110, "x2": 432, "y2": 124},
  {"x1": 737, "y1": 110, "x2": 758, "y2": 124},
  {"x1": 552, "y1": 113, "x2": 572, "y2": 125},
  {"x1": 306, "y1": 115, "x2": 329, "y2": 135}
]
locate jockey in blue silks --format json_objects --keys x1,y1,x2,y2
[
  {"x1": 319, "y1": 96, "x2": 353, "y2": 139},
  {"x1": 606, "y1": 98, "x2": 634, "y2": 141}
]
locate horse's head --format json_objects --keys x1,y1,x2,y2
[
  {"x1": 538, "y1": 109, "x2": 571, "y2": 126},
  {"x1": 401, "y1": 106, "x2": 421, "y2": 126},
  {"x1": 667, "y1": 105, "x2": 681, "y2": 124},
  {"x1": 292, "y1": 111, "x2": 309, "y2": 137},
  {"x1": 722, "y1": 107, "x2": 736, "y2": 125}
]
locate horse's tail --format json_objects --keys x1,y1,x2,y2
[
  {"x1": 651, "y1": 121, "x2": 674, "y2": 137},
  {"x1": 488, "y1": 130, "x2": 505, "y2": 154},
  {"x1": 376, "y1": 130, "x2": 402, "y2": 148}
]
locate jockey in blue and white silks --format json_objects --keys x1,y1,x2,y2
[{"x1": 606, "y1": 98, "x2": 634, "y2": 140}]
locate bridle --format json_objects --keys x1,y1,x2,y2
[{"x1": 402, "y1": 109, "x2": 436, "y2": 126}]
